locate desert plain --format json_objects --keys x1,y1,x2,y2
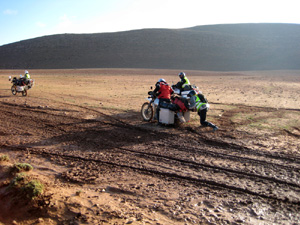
[{"x1": 0, "y1": 68, "x2": 300, "y2": 224}]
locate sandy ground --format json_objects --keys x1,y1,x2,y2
[{"x1": 0, "y1": 68, "x2": 300, "y2": 225}]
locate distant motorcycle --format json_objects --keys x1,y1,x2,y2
[{"x1": 9, "y1": 76, "x2": 35, "y2": 96}]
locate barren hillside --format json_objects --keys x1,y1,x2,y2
[{"x1": 1, "y1": 23, "x2": 300, "y2": 70}]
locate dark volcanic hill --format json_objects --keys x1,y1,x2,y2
[{"x1": 1, "y1": 23, "x2": 300, "y2": 71}]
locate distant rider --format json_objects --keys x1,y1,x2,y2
[
  {"x1": 188, "y1": 90, "x2": 218, "y2": 131},
  {"x1": 21, "y1": 70, "x2": 31, "y2": 85},
  {"x1": 153, "y1": 78, "x2": 174, "y2": 123},
  {"x1": 24, "y1": 70, "x2": 30, "y2": 80},
  {"x1": 175, "y1": 72, "x2": 190, "y2": 90},
  {"x1": 24, "y1": 70, "x2": 30, "y2": 84}
]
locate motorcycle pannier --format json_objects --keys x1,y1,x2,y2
[
  {"x1": 16, "y1": 86, "x2": 24, "y2": 91},
  {"x1": 159, "y1": 108, "x2": 175, "y2": 124}
]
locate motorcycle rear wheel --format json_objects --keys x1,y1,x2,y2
[
  {"x1": 141, "y1": 102, "x2": 154, "y2": 121},
  {"x1": 11, "y1": 86, "x2": 17, "y2": 95},
  {"x1": 22, "y1": 90, "x2": 27, "y2": 96}
]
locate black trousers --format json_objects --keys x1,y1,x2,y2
[{"x1": 198, "y1": 108, "x2": 216, "y2": 128}]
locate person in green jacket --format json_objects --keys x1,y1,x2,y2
[
  {"x1": 24, "y1": 70, "x2": 30, "y2": 79},
  {"x1": 175, "y1": 72, "x2": 190, "y2": 90},
  {"x1": 188, "y1": 90, "x2": 218, "y2": 131},
  {"x1": 23, "y1": 70, "x2": 31, "y2": 85}
]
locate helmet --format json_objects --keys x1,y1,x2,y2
[
  {"x1": 158, "y1": 78, "x2": 166, "y2": 83},
  {"x1": 188, "y1": 90, "x2": 196, "y2": 97},
  {"x1": 178, "y1": 72, "x2": 185, "y2": 78},
  {"x1": 25, "y1": 70, "x2": 28, "y2": 74}
]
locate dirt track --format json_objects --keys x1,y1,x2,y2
[{"x1": 1, "y1": 69, "x2": 300, "y2": 224}]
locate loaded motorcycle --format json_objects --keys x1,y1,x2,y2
[
  {"x1": 9, "y1": 76, "x2": 35, "y2": 96},
  {"x1": 141, "y1": 86, "x2": 194, "y2": 126}
]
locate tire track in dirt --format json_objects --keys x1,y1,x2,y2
[
  {"x1": 115, "y1": 147, "x2": 300, "y2": 188},
  {"x1": 2, "y1": 100, "x2": 299, "y2": 174},
  {"x1": 71, "y1": 102, "x2": 300, "y2": 166},
  {"x1": 61, "y1": 103, "x2": 300, "y2": 205},
  {"x1": 91, "y1": 142, "x2": 300, "y2": 205},
  {"x1": 2, "y1": 99, "x2": 300, "y2": 222},
  {"x1": 6, "y1": 145, "x2": 300, "y2": 206},
  {"x1": 5, "y1": 126, "x2": 300, "y2": 206}
]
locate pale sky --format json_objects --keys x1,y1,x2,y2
[{"x1": 1, "y1": 0, "x2": 299, "y2": 46}]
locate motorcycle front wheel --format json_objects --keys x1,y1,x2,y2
[
  {"x1": 11, "y1": 86, "x2": 17, "y2": 95},
  {"x1": 141, "y1": 102, "x2": 154, "y2": 121}
]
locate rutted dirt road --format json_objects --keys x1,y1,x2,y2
[{"x1": 0, "y1": 69, "x2": 300, "y2": 224}]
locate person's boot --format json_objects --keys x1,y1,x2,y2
[
  {"x1": 213, "y1": 126, "x2": 219, "y2": 131},
  {"x1": 208, "y1": 122, "x2": 218, "y2": 131}
]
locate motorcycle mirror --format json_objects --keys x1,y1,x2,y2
[{"x1": 150, "y1": 86, "x2": 153, "y2": 90}]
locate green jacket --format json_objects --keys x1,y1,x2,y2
[
  {"x1": 25, "y1": 73, "x2": 30, "y2": 79},
  {"x1": 182, "y1": 76, "x2": 190, "y2": 87},
  {"x1": 176, "y1": 76, "x2": 190, "y2": 89},
  {"x1": 189, "y1": 93, "x2": 209, "y2": 111},
  {"x1": 195, "y1": 95, "x2": 207, "y2": 111}
]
